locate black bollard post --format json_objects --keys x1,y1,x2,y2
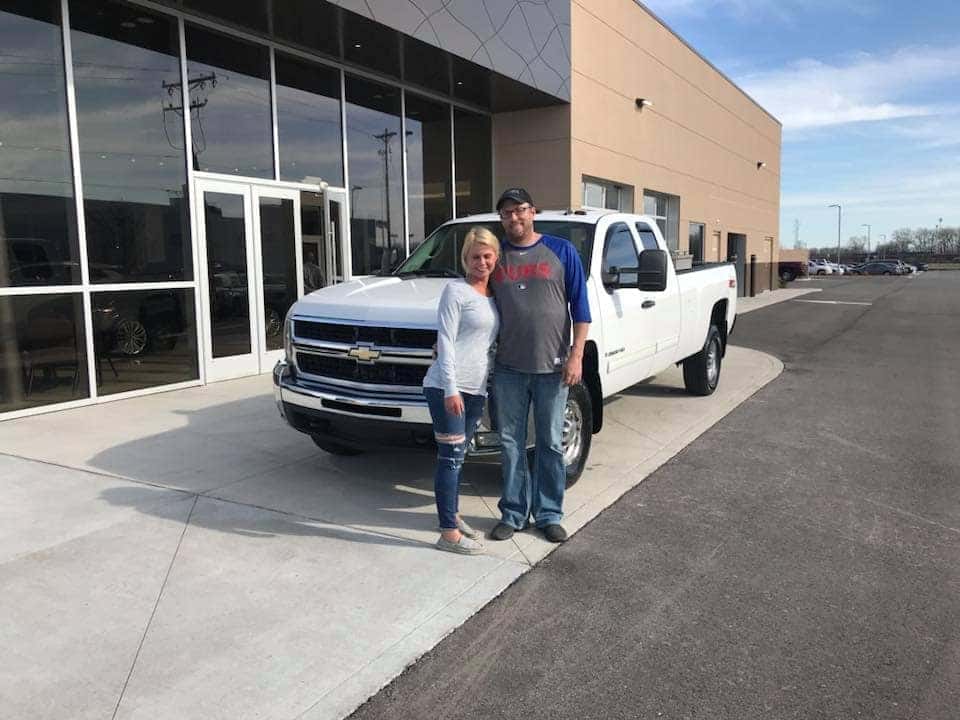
[{"x1": 749, "y1": 254, "x2": 757, "y2": 297}]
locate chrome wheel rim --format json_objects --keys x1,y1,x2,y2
[
  {"x1": 562, "y1": 396, "x2": 584, "y2": 467},
  {"x1": 706, "y1": 338, "x2": 720, "y2": 387},
  {"x1": 117, "y1": 319, "x2": 147, "y2": 356}
]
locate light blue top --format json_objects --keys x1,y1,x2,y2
[{"x1": 423, "y1": 279, "x2": 499, "y2": 397}]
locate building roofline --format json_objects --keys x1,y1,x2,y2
[{"x1": 632, "y1": 0, "x2": 782, "y2": 127}]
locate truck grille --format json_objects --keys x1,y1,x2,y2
[
  {"x1": 296, "y1": 352, "x2": 428, "y2": 387},
  {"x1": 295, "y1": 320, "x2": 436, "y2": 349}
]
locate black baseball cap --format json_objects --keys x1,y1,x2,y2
[{"x1": 496, "y1": 187, "x2": 534, "y2": 211}]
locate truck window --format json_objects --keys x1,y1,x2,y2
[
  {"x1": 603, "y1": 222, "x2": 639, "y2": 284},
  {"x1": 634, "y1": 223, "x2": 660, "y2": 251},
  {"x1": 394, "y1": 220, "x2": 595, "y2": 276}
]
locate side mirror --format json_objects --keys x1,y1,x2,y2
[{"x1": 638, "y1": 249, "x2": 668, "y2": 291}]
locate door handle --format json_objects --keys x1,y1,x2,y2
[{"x1": 641, "y1": 300, "x2": 656, "y2": 309}]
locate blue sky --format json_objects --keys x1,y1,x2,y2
[{"x1": 641, "y1": 0, "x2": 960, "y2": 249}]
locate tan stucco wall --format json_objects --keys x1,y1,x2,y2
[
  {"x1": 492, "y1": 105, "x2": 571, "y2": 212},
  {"x1": 492, "y1": 0, "x2": 782, "y2": 292}
]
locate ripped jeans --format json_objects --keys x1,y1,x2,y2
[{"x1": 423, "y1": 387, "x2": 486, "y2": 530}]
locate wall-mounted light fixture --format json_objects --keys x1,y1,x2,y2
[
  {"x1": 757, "y1": 161, "x2": 766, "y2": 170},
  {"x1": 635, "y1": 98, "x2": 653, "y2": 110}
]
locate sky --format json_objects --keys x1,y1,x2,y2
[{"x1": 640, "y1": 0, "x2": 960, "y2": 249}]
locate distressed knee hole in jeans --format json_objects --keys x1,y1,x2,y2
[{"x1": 436, "y1": 436, "x2": 466, "y2": 471}]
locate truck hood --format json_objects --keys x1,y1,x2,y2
[{"x1": 291, "y1": 276, "x2": 451, "y2": 327}]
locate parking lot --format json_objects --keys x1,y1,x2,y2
[{"x1": 1, "y1": 335, "x2": 781, "y2": 719}]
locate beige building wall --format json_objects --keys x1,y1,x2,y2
[{"x1": 493, "y1": 0, "x2": 783, "y2": 294}]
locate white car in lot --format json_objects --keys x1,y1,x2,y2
[{"x1": 808, "y1": 259, "x2": 834, "y2": 275}]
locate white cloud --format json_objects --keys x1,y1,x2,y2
[
  {"x1": 642, "y1": 0, "x2": 873, "y2": 23},
  {"x1": 782, "y1": 167, "x2": 960, "y2": 212},
  {"x1": 740, "y1": 46, "x2": 960, "y2": 130}
]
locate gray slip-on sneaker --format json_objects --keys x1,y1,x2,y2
[
  {"x1": 436, "y1": 517, "x2": 481, "y2": 539},
  {"x1": 489, "y1": 522, "x2": 516, "y2": 541},
  {"x1": 456, "y1": 516, "x2": 481, "y2": 539},
  {"x1": 436, "y1": 534, "x2": 485, "y2": 555}
]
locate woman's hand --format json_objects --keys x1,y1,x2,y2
[{"x1": 444, "y1": 393, "x2": 464, "y2": 417}]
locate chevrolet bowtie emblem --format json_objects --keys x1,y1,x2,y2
[{"x1": 348, "y1": 346, "x2": 381, "y2": 362}]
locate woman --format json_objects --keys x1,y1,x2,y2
[{"x1": 422, "y1": 227, "x2": 501, "y2": 555}]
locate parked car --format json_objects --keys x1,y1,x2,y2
[
  {"x1": 808, "y1": 259, "x2": 834, "y2": 275},
  {"x1": 778, "y1": 260, "x2": 806, "y2": 282},
  {"x1": 274, "y1": 209, "x2": 738, "y2": 483},
  {"x1": 858, "y1": 262, "x2": 902, "y2": 276}
]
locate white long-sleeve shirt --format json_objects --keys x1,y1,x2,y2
[{"x1": 422, "y1": 280, "x2": 499, "y2": 397}]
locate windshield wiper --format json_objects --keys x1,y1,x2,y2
[{"x1": 397, "y1": 269, "x2": 462, "y2": 278}]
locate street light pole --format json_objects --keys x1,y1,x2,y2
[
  {"x1": 861, "y1": 223, "x2": 871, "y2": 256},
  {"x1": 829, "y1": 204, "x2": 842, "y2": 265}
]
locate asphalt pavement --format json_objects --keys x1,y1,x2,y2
[{"x1": 350, "y1": 272, "x2": 960, "y2": 720}]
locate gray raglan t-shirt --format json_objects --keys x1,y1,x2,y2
[
  {"x1": 422, "y1": 280, "x2": 500, "y2": 397},
  {"x1": 491, "y1": 234, "x2": 592, "y2": 374}
]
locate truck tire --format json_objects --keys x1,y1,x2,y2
[
  {"x1": 311, "y1": 434, "x2": 363, "y2": 456},
  {"x1": 683, "y1": 325, "x2": 722, "y2": 396},
  {"x1": 779, "y1": 268, "x2": 796, "y2": 282},
  {"x1": 562, "y1": 383, "x2": 592, "y2": 487}
]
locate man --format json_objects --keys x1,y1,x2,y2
[
  {"x1": 489, "y1": 188, "x2": 591, "y2": 543},
  {"x1": 303, "y1": 248, "x2": 323, "y2": 293}
]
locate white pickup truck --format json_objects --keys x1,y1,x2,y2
[{"x1": 274, "y1": 209, "x2": 738, "y2": 483}]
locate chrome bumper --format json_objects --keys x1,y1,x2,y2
[{"x1": 273, "y1": 359, "x2": 431, "y2": 424}]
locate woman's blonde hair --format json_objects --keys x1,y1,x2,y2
[{"x1": 460, "y1": 226, "x2": 501, "y2": 272}]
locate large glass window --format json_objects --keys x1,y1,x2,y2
[
  {"x1": 644, "y1": 189, "x2": 680, "y2": 252},
  {"x1": 0, "y1": 293, "x2": 89, "y2": 412},
  {"x1": 275, "y1": 53, "x2": 343, "y2": 186},
  {"x1": 453, "y1": 109, "x2": 491, "y2": 217},
  {"x1": 182, "y1": 0, "x2": 268, "y2": 35},
  {"x1": 70, "y1": 0, "x2": 191, "y2": 284},
  {"x1": 185, "y1": 25, "x2": 272, "y2": 178},
  {"x1": 92, "y1": 288, "x2": 198, "y2": 395},
  {"x1": 0, "y1": 1, "x2": 79, "y2": 288},
  {"x1": 342, "y1": 11, "x2": 399, "y2": 80},
  {"x1": 405, "y1": 94, "x2": 452, "y2": 253},
  {"x1": 258, "y1": 196, "x2": 297, "y2": 351},
  {"x1": 344, "y1": 76, "x2": 403, "y2": 275},
  {"x1": 583, "y1": 176, "x2": 634, "y2": 212}
]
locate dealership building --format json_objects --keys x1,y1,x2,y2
[{"x1": 0, "y1": 0, "x2": 781, "y2": 419}]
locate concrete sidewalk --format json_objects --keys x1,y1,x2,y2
[{"x1": 2, "y1": 346, "x2": 782, "y2": 720}]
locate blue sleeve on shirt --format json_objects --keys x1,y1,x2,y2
[{"x1": 543, "y1": 235, "x2": 592, "y2": 323}]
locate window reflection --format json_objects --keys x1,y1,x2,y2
[
  {"x1": 272, "y1": 0, "x2": 340, "y2": 59},
  {"x1": 454, "y1": 109, "x2": 492, "y2": 217},
  {"x1": 0, "y1": 1, "x2": 80, "y2": 288},
  {"x1": 345, "y1": 76, "x2": 403, "y2": 275},
  {"x1": 203, "y1": 191, "x2": 251, "y2": 358},
  {"x1": 276, "y1": 53, "x2": 343, "y2": 185},
  {"x1": 0, "y1": 293, "x2": 89, "y2": 412},
  {"x1": 185, "y1": 25, "x2": 273, "y2": 178},
  {"x1": 70, "y1": 0, "x2": 192, "y2": 283},
  {"x1": 92, "y1": 288, "x2": 198, "y2": 395},
  {"x1": 405, "y1": 94, "x2": 451, "y2": 252}
]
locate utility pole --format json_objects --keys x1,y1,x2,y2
[
  {"x1": 861, "y1": 223, "x2": 871, "y2": 256},
  {"x1": 373, "y1": 128, "x2": 398, "y2": 265}
]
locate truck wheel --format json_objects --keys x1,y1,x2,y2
[
  {"x1": 311, "y1": 434, "x2": 363, "y2": 456},
  {"x1": 779, "y1": 269, "x2": 795, "y2": 282},
  {"x1": 562, "y1": 383, "x2": 592, "y2": 487},
  {"x1": 683, "y1": 325, "x2": 722, "y2": 396}
]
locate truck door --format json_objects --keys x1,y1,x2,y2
[
  {"x1": 635, "y1": 222, "x2": 681, "y2": 374},
  {"x1": 598, "y1": 221, "x2": 654, "y2": 387}
]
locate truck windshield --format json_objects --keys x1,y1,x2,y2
[{"x1": 394, "y1": 220, "x2": 595, "y2": 277}]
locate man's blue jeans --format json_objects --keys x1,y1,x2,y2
[
  {"x1": 493, "y1": 365, "x2": 569, "y2": 529},
  {"x1": 423, "y1": 387, "x2": 486, "y2": 529}
]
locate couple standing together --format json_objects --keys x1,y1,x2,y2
[{"x1": 422, "y1": 188, "x2": 591, "y2": 555}]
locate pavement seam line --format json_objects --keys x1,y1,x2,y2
[
  {"x1": 290, "y1": 556, "x2": 527, "y2": 720},
  {"x1": 111, "y1": 494, "x2": 199, "y2": 720}
]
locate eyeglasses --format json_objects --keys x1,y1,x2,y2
[{"x1": 499, "y1": 205, "x2": 532, "y2": 219}]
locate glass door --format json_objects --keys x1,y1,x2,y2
[
  {"x1": 324, "y1": 187, "x2": 349, "y2": 282},
  {"x1": 252, "y1": 186, "x2": 301, "y2": 371},
  {"x1": 196, "y1": 179, "x2": 304, "y2": 381},
  {"x1": 197, "y1": 179, "x2": 258, "y2": 381}
]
